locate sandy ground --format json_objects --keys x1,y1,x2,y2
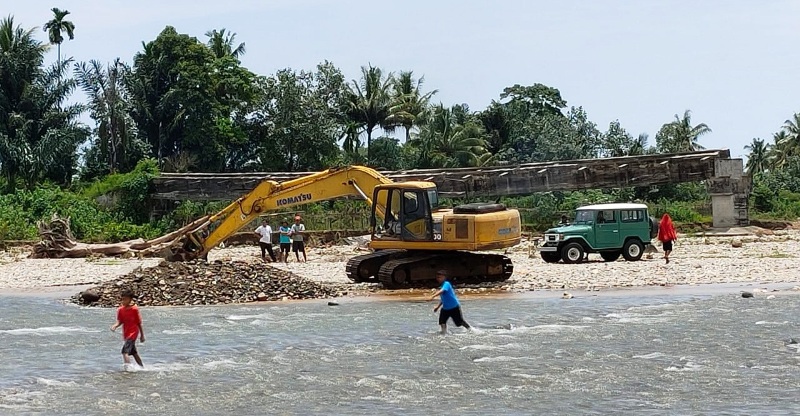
[{"x1": 1, "y1": 230, "x2": 799, "y2": 293}]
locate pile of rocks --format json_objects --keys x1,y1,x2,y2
[{"x1": 72, "y1": 260, "x2": 347, "y2": 307}]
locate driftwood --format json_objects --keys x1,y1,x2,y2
[{"x1": 29, "y1": 214, "x2": 210, "y2": 259}]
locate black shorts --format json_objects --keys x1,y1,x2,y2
[
  {"x1": 292, "y1": 241, "x2": 305, "y2": 252},
  {"x1": 439, "y1": 306, "x2": 467, "y2": 327},
  {"x1": 121, "y1": 339, "x2": 138, "y2": 355},
  {"x1": 280, "y1": 243, "x2": 291, "y2": 253},
  {"x1": 663, "y1": 240, "x2": 673, "y2": 251}
]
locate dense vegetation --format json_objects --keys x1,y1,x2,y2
[{"x1": 0, "y1": 11, "x2": 798, "y2": 241}]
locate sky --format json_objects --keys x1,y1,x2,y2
[{"x1": 9, "y1": 0, "x2": 800, "y2": 160}]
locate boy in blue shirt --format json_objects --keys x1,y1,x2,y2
[{"x1": 430, "y1": 270, "x2": 472, "y2": 334}]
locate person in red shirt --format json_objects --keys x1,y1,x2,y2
[
  {"x1": 658, "y1": 213, "x2": 678, "y2": 264},
  {"x1": 110, "y1": 289, "x2": 145, "y2": 369}
]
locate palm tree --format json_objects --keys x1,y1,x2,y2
[
  {"x1": 43, "y1": 8, "x2": 75, "y2": 65},
  {"x1": 782, "y1": 112, "x2": 800, "y2": 155},
  {"x1": 410, "y1": 104, "x2": 488, "y2": 168},
  {"x1": 768, "y1": 131, "x2": 792, "y2": 170},
  {"x1": 629, "y1": 133, "x2": 649, "y2": 156},
  {"x1": 205, "y1": 28, "x2": 245, "y2": 60},
  {"x1": 657, "y1": 110, "x2": 711, "y2": 152},
  {"x1": 387, "y1": 71, "x2": 437, "y2": 142},
  {"x1": 744, "y1": 138, "x2": 769, "y2": 175},
  {"x1": 75, "y1": 59, "x2": 139, "y2": 173},
  {"x1": 343, "y1": 65, "x2": 393, "y2": 165}
]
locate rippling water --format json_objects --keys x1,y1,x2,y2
[{"x1": 1, "y1": 289, "x2": 799, "y2": 415}]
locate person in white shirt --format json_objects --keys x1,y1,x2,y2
[
  {"x1": 254, "y1": 219, "x2": 276, "y2": 262},
  {"x1": 290, "y1": 215, "x2": 307, "y2": 262}
]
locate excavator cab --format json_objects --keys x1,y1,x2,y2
[{"x1": 371, "y1": 182, "x2": 438, "y2": 242}]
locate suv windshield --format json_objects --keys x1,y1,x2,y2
[{"x1": 573, "y1": 210, "x2": 594, "y2": 224}]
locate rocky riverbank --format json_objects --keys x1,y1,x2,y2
[
  {"x1": 1, "y1": 228, "x2": 799, "y2": 302},
  {"x1": 72, "y1": 260, "x2": 374, "y2": 307}
]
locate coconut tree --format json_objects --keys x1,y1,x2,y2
[
  {"x1": 343, "y1": 65, "x2": 393, "y2": 165},
  {"x1": 656, "y1": 110, "x2": 711, "y2": 153},
  {"x1": 768, "y1": 131, "x2": 792, "y2": 170},
  {"x1": 744, "y1": 137, "x2": 770, "y2": 175},
  {"x1": 43, "y1": 8, "x2": 75, "y2": 65},
  {"x1": 387, "y1": 71, "x2": 437, "y2": 142},
  {"x1": 205, "y1": 28, "x2": 246, "y2": 60},
  {"x1": 75, "y1": 59, "x2": 143, "y2": 173},
  {"x1": 782, "y1": 112, "x2": 800, "y2": 155},
  {"x1": 410, "y1": 104, "x2": 488, "y2": 168}
]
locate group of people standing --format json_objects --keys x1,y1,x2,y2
[{"x1": 254, "y1": 215, "x2": 308, "y2": 263}]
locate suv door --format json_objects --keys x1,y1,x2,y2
[{"x1": 595, "y1": 210, "x2": 620, "y2": 248}]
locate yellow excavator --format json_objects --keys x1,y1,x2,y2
[{"x1": 172, "y1": 165, "x2": 522, "y2": 288}]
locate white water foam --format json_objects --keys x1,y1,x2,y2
[
  {"x1": 0, "y1": 326, "x2": 100, "y2": 336},
  {"x1": 201, "y1": 359, "x2": 238, "y2": 369},
  {"x1": 664, "y1": 362, "x2": 703, "y2": 372},
  {"x1": 34, "y1": 378, "x2": 76, "y2": 387},
  {"x1": 161, "y1": 328, "x2": 196, "y2": 335},
  {"x1": 460, "y1": 343, "x2": 523, "y2": 351},
  {"x1": 224, "y1": 313, "x2": 272, "y2": 321},
  {"x1": 473, "y1": 356, "x2": 533, "y2": 363},
  {"x1": 755, "y1": 321, "x2": 789, "y2": 326},
  {"x1": 528, "y1": 324, "x2": 589, "y2": 333},
  {"x1": 633, "y1": 352, "x2": 665, "y2": 359}
]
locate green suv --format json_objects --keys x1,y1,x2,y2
[{"x1": 538, "y1": 203, "x2": 658, "y2": 264}]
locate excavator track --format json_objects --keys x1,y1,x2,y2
[
  {"x1": 345, "y1": 249, "x2": 408, "y2": 282},
  {"x1": 377, "y1": 251, "x2": 513, "y2": 289}
]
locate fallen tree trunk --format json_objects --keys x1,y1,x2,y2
[{"x1": 28, "y1": 215, "x2": 210, "y2": 259}]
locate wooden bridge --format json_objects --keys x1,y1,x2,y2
[{"x1": 150, "y1": 149, "x2": 750, "y2": 227}]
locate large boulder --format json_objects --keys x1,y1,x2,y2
[{"x1": 80, "y1": 290, "x2": 101, "y2": 304}]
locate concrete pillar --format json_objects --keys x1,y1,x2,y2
[{"x1": 708, "y1": 158, "x2": 750, "y2": 228}]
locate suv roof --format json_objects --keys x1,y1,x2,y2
[{"x1": 576, "y1": 203, "x2": 648, "y2": 211}]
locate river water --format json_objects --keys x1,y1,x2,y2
[{"x1": 1, "y1": 288, "x2": 799, "y2": 415}]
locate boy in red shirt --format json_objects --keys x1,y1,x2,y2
[{"x1": 110, "y1": 289, "x2": 145, "y2": 369}]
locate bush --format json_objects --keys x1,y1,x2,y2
[{"x1": 0, "y1": 184, "x2": 167, "y2": 243}]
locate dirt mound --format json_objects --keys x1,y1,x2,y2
[{"x1": 72, "y1": 260, "x2": 344, "y2": 307}]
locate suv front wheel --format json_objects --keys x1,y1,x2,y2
[
  {"x1": 622, "y1": 239, "x2": 644, "y2": 261},
  {"x1": 560, "y1": 242, "x2": 585, "y2": 264}
]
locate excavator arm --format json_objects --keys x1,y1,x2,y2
[{"x1": 173, "y1": 165, "x2": 395, "y2": 260}]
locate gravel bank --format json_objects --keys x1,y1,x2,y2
[
  {"x1": 210, "y1": 230, "x2": 800, "y2": 291},
  {"x1": 1, "y1": 230, "x2": 798, "y2": 293}
]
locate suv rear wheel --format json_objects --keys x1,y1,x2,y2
[
  {"x1": 560, "y1": 242, "x2": 585, "y2": 264},
  {"x1": 622, "y1": 239, "x2": 644, "y2": 261}
]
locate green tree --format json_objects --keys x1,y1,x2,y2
[
  {"x1": 369, "y1": 136, "x2": 404, "y2": 169},
  {"x1": 477, "y1": 101, "x2": 513, "y2": 158},
  {"x1": 75, "y1": 59, "x2": 147, "y2": 177},
  {"x1": 0, "y1": 17, "x2": 87, "y2": 189},
  {"x1": 343, "y1": 65, "x2": 393, "y2": 165},
  {"x1": 127, "y1": 26, "x2": 256, "y2": 171},
  {"x1": 782, "y1": 112, "x2": 800, "y2": 155},
  {"x1": 387, "y1": 71, "x2": 437, "y2": 142},
  {"x1": 655, "y1": 110, "x2": 710, "y2": 153},
  {"x1": 244, "y1": 63, "x2": 345, "y2": 171},
  {"x1": 744, "y1": 137, "x2": 770, "y2": 175},
  {"x1": 768, "y1": 130, "x2": 792, "y2": 170},
  {"x1": 42, "y1": 8, "x2": 74, "y2": 65},
  {"x1": 601, "y1": 120, "x2": 636, "y2": 157},
  {"x1": 205, "y1": 28, "x2": 246, "y2": 60},
  {"x1": 410, "y1": 103, "x2": 487, "y2": 168}
]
